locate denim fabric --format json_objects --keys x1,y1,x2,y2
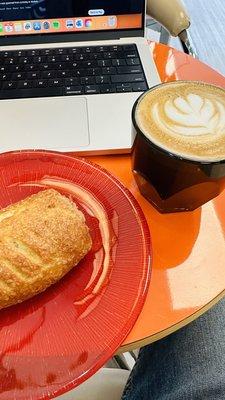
[{"x1": 122, "y1": 298, "x2": 225, "y2": 400}]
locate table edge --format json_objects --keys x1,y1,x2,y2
[{"x1": 118, "y1": 288, "x2": 225, "y2": 353}]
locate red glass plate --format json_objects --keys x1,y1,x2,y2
[{"x1": 0, "y1": 150, "x2": 151, "y2": 400}]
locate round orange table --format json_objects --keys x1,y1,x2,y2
[{"x1": 86, "y1": 42, "x2": 225, "y2": 351}]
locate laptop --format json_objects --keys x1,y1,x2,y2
[{"x1": 0, "y1": 0, "x2": 160, "y2": 154}]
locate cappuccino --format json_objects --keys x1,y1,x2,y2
[{"x1": 136, "y1": 81, "x2": 225, "y2": 162}]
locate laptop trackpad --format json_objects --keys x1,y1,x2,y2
[{"x1": 1, "y1": 96, "x2": 90, "y2": 151}]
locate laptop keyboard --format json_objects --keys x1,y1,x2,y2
[{"x1": 0, "y1": 44, "x2": 148, "y2": 100}]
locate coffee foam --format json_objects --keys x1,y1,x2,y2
[{"x1": 136, "y1": 81, "x2": 225, "y2": 162}]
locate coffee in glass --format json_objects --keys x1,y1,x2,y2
[{"x1": 132, "y1": 81, "x2": 225, "y2": 213}]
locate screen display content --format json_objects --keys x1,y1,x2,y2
[{"x1": 0, "y1": 0, "x2": 143, "y2": 36}]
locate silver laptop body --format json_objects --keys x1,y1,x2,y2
[{"x1": 0, "y1": 1, "x2": 160, "y2": 154}]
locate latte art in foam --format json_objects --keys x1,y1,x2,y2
[
  {"x1": 155, "y1": 93, "x2": 225, "y2": 136},
  {"x1": 136, "y1": 81, "x2": 225, "y2": 161}
]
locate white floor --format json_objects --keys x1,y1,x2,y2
[
  {"x1": 180, "y1": 0, "x2": 225, "y2": 76},
  {"x1": 147, "y1": 0, "x2": 225, "y2": 77}
]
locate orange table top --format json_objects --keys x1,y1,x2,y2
[{"x1": 87, "y1": 42, "x2": 225, "y2": 351}]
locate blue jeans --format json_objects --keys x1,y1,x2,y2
[{"x1": 122, "y1": 298, "x2": 225, "y2": 400}]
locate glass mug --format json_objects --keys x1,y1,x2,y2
[{"x1": 132, "y1": 81, "x2": 225, "y2": 213}]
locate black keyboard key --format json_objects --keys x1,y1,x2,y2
[
  {"x1": 67, "y1": 62, "x2": 80, "y2": 69},
  {"x1": 65, "y1": 86, "x2": 84, "y2": 95},
  {"x1": 35, "y1": 79, "x2": 48, "y2": 88},
  {"x1": 83, "y1": 47, "x2": 95, "y2": 53},
  {"x1": 49, "y1": 79, "x2": 63, "y2": 87},
  {"x1": 82, "y1": 60, "x2": 98, "y2": 68},
  {"x1": 39, "y1": 64, "x2": 51, "y2": 71},
  {"x1": 19, "y1": 57, "x2": 30, "y2": 65},
  {"x1": 75, "y1": 54, "x2": 89, "y2": 61},
  {"x1": 27, "y1": 72, "x2": 40, "y2": 79},
  {"x1": 9, "y1": 65, "x2": 23, "y2": 72},
  {"x1": 111, "y1": 74, "x2": 144, "y2": 84},
  {"x1": 97, "y1": 60, "x2": 111, "y2": 67},
  {"x1": 24, "y1": 64, "x2": 37, "y2": 72},
  {"x1": 95, "y1": 46, "x2": 109, "y2": 52},
  {"x1": 74, "y1": 69, "x2": 86, "y2": 77},
  {"x1": 68, "y1": 48, "x2": 82, "y2": 54},
  {"x1": 112, "y1": 59, "x2": 126, "y2": 67},
  {"x1": 102, "y1": 67, "x2": 117, "y2": 75},
  {"x1": 85, "y1": 85, "x2": 100, "y2": 94},
  {"x1": 12, "y1": 50, "x2": 25, "y2": 57},
  {"x1": 90, "y1": 53, "x2": 102, "y2": 60},
  {"x1": 132, "y1": 74, "x2": 145, "y2": 82},
  {"x1": 0, "y1": 87, "x2": 63, "y2": 99},
  {"x1": 95, "y1": 75, "x2": 110, "y2": 84},
  {"x1": 39, "y1": 49, "x2": 53, "y2": 56},
  {"x1": 47, "y1": 55, "x2": 61, "y2": 62},
  {"x1": 55, "y1": 48, "x2": 68, "y2": 55},
  {"x1": 103, "y1": 52, "x2": 116, "y2": 59},
  {"x1": 55, "y1": 62, "x2": 67, "y2": 70},
  {"x1": 65, "y1": 77, "x2": 79, "y2": 86},
  {"x1": 27, "y1": 49, "x2": 39, "y2": 56},
  {"x1": 117, "y1": 66, "x2": 143, "y2": 74},
  {"x1": 132, "y1": 82, "x2": 148, "y2": 92},
  {"x1": 2, "y1": 51, "x2": 10, "y2": 58},
  {"x1": 100, "y1": 84, "x2": 116, "y2": 94},
  {"x1": 111, "y1": 45, "x2": 120, "y2": 52},
  {"x1": 126, "y1": 58, "x2": 140, "y2": 66},
  {"x1": 123, "y1": 44, "x2": 136, "y2": 51},
  {"x1": 12, "y1": 72, "x2": 26, "y2": 80},
  {"x1": 125, "y1": 51, "x2": 138, "y2": 58},
  {"x1": 57, "y1": 70, "x2": 70, "y2": 78},
  {"x1": 42, "y1": 70, "x2": 56, "y2": 79},
  {"x1": 2, "y1": 81, "x2": 17, "y2": 90},
  {"x1": 81, "y1": 76, "x2": 95, "y2": 85},
  {"x1": 87, "y1": 68, "x2": 101, "y2": 76},
  {"x1": 61, "y1": 54, "x2": 73, "y2": 62},
  {"x1": 0, "y1": 73, "x2": 11, "y2": 81},
  {"x1": 18, "y1": 80, "x2": 33, "y2": 89},
  {"x1": 116, "y1": 84, "x2": 132, "y2": 93},
  {"x1": 5, "y1": 58, "x2": 16, "y2": 65},
  {"x1": 33, "y1": 56, "x2": 47, "y2": 63}
]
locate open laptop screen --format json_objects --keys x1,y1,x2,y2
[{"x1": 0, "y1": 0, "x2": 144, "y2": 37}]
